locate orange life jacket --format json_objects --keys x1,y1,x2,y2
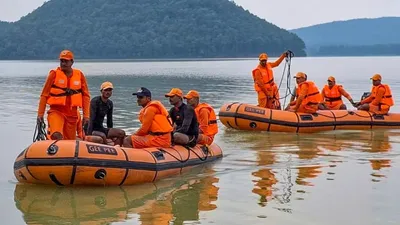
[
  {"x1": 139, "y1": 101, "x2": 173, "y2": 135},
  {"x1": 323, "y1": 84, "x2": 343, "y2": 103},
  {"x1": 371, "y1": 84, "x2": 394, "y2": 106},
  {"x1": 299, "y1": 81, "x2": 322, "y2": 105},
  {"x1": 252, "y1": 64, "x2": 274, "y2": 92},
  {"x1": 47, "y1": 68, "x2": 83, "y2": 107},
  {"x1": 194, "y1": 103, "x2": 218, "y2": 136}
]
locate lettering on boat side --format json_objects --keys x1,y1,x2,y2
[
  {"x1": 244, "y1": 106, "x2": 265, "y2": 115},
  {"x1": 86, "y1": 144, "x2": 118, "y2": 155}
]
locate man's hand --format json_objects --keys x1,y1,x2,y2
[
  {"x1": 37, "y1": 116, "x2": 44, "y2": 123},
  {"x1": 82, "y1": 117, "x2": 89, "y2": 127}
]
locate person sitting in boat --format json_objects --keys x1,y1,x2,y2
[
  {"x1": 184, "y1": 90, "x2": 218, "y2": 146},
  {"x1": 252, "y1": 51, "x2": 289, "y2": 110},
  {"x1": 165, "y1": 88, "x2": 199, "y2": 147},
  {"x1": 286, "y1": 72, "x2": 322, "y2": 113},
  {"x1": 354, "y1": 74, "x2": 394, "y2": 115},
  {"x1": 123, "y1": 87, "x2": 173, "y2": 148},
  {"x1": 319, "y1": 76, "x2": 356, "y2": 110},
  {"x1": 85, "y1": 82, "x2": 126, "y2": 146},
  {"x1": 37, "y1": 50, "x2": 91, "y2": 140}
]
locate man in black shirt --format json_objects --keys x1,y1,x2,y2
[
  {"x1": 86, "y1": 82, "x2": 125, "y2": 145},
  {"x1": 165, "y1": 88, "x2": 199, "y2": 147}
]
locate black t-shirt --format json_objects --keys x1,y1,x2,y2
[
  {"x1": 86, "y1": 96, "x2": 113, "y2": 135},
  {"x1": 169, "y1": 103, "x2": 199, "y2": 137}
]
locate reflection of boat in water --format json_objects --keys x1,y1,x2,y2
[
  {"x1": 219, "y1": 102, "x2": 400, "y2": 133},
  {"x1": 13, "y1": 140, "x2": 222, "y2": 186},
  {"x1": 14, "y1": 167, "x2": 220, "y2": 225}
]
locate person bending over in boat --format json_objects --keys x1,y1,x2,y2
[
  {"x1": 123, "y1": 87, "x2": 173, "y2": 148},
  {"x1": 286, "y1": 72, "x2": 322, "y2": 113},
  {"x1": 184, "y1": 90, "x2": 218, "y2": 146},
  {"x1": 252, "y1": 51, "x2": 290, "y2": 110},
  {"x1": 85, "y1": 82, "x2": 126, "y2": 146},
  {"x1": 319, "y1": 76, "x2": 356, "y2": 110},
  {"x1": 37, "y1": 50, "x2": 91, "y2": 140},
  {"x1": 165, "y1": 88, "x2": 199, "y2": 147},
  {"x1": 354, "y1": 74, "x2": 394, "y2": 115}
]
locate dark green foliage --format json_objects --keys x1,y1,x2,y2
[{"x1": 0, "y1": 0, "x2": 306, "y2": 59}]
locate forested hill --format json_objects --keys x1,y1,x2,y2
[
  {"x1": 0, "y1": 0, "x2": 306, "y2": 60},
  {"x1": 290, "y1": 17, "x2": 400, "y2": 56}
]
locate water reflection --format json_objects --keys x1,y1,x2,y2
[
  {"x1": 14, "y1": 167, "x2": 219, "y2": 225},
  {"x1": 222, "y1": 129, "x2": 400, "y2": 209}
]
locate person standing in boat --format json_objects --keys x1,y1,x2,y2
[
  {"x1": 165, "y1": 88, "x2": 199, "y2": 147},
  {"x1": 37, "y1": 50, "x2": 91, "y2": 140},
  {"x1": 286, "y1": 72, "x2": 322, "y2": 113},
  {"x1": 123, "y1": 87, "x2": 173, "y2": 148},
  {"x1": 184, "y1": 90, "x2": 218, "y2": 146},
  {"x1": 85, "y1": 81, "x2": 126, "y2": 146},
  {"x1": 251, "y1": 51, "x2": 289, "y2": 110},
  {"x1": 355, "y1": 74, "x2": 394, "y2": 115},
  {"x1": 319, "y1": 76, "x2": 356, "y2": 110}
]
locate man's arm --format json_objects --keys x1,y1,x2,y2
[
  {"x1": 86, "y1": 98, "x2": 97, "y2": 135},
  {"x1": 294, "y1": 84, "x2": 309, "y2": 111},
  {"x1": 175, "y1": 106, "x2": 195, "y2": 134},
  {"x1": 198, "y1": 108, "x2": 210, "y2": 134},
  {"x1": 107, "y1": 101, "x2": 113, "y2": 128},
  {"x1": 38, "y1": 71, "x2": 56, "y2": 117},
  {"x1": 269, "y1": 53, "x2": 286, "y2": 68},
  {"x1": 135, "y1": 106, "x2": 157, "y2": 136},
  {"x1": 338, "y1": 86, "x2": 354, "y2": 103},
  {"x1": 80, "y1": 72, "x2": 91, "y2": 119},
  {"x1": 370, "y1": 86, "x2": 386, "y2": 106},
  {"x1": 254, "y1": 70, "x2": 269, "y2": 96}
]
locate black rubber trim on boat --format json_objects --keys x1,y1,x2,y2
[
  {"x1": 295, "y1": 112, "x2": 300, "y2": 133},
  {"x1": 267, "y1": 109, "x2": 273, "y2": 131},
  {"x1": 119, "y1": 148, "x2": 129, "y2": 186},
  {"x1": 50, "y1": 174, "x2": 64, "y2": 186},
  {"x1": 69, "y1": 140, "x2": 79, "y2": 185},
  {"x1": 234, "y1": 103, "x2": 243, "y2": 127},
  {"x1": 14, "y1": 155, "x2": 222, "y2": 171}
]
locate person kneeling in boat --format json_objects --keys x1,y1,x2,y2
[
  {"x1": 37, "y1": 50, "x2": 91, "y2": 140},
  {"x1": 184, "y1": 90, "x2": 218, "y2": 146},
  {"x1": 319, "y1": 76, "x2": 356, "y2": 110},
  {"x1": 286, "y1": 72, "x2": 322, "y2": 113},
  {"x1": 123, "y1": 87, "x2": 173, "y2": 148},
  {"x1": 354, "y1": 74, "x2": 394, "y2": 115},
  {"x1": 165, "y1": 88, "x2": 199, "y2": 147},
  {"x1": 252, "y1": 51, "x2": 289, "y2": 109},
  {"x1": 86, "y1": 81, "x2": 126, "y2": 145}
]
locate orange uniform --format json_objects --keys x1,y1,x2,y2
[
  {"x1": 360, "y1": 84, "x2": 394, "y2": 114},
  {"x1": 321, "y1": 84, "x2": 352, "y2": 110},
  {"x1": 131, "y1": 101, "x2": 173, "y2": 148},
  {"x1": 252, "y1": 53, "x2": 286, "y2": 109},
  {"x1": 38, "y1": 67, "x2": 90, "y2": 140},
  {"x1": 194, "y1": 103, "x2": 218, "y2": 145},
  {"x1": 289, "y1": 81, "x2": 322, "y2": 113}
]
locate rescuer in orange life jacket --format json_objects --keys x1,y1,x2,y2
[
  {"x1": 184, "y1": 90, "x2": 218, "y2": 146},
  {"x1": 354, "y1": 74, "x2": 394, "y2": 115},
  {"x1": 319, "y1": 76, "x2": 356, "y2": 110},
  {"x1": 37, "y1": 50, "x2": 91, "y2": 140}
]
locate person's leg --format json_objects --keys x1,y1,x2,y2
[
  {"x1": 64, "y1": 116, "x2": 79, "y2": 140},
  {"x1": 47, "y1": 111, "x2": 65, "y2": 140},
  {"x1": 107, "y1": 128, "x2": 126, "y2": 146},
  {"x1": 173, "y1": 132, "x2": 189, "y2": 145}
]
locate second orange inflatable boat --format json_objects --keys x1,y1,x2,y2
[
  {"x1": 219, "y1": 102, "x2": 400, "y2": 133},
  {"x1": 14, "y1": 140, "x2": 222, "y2": 186}
]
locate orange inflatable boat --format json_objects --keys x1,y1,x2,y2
[
  {"x1": 13, "y1": 140, "x2": 222, "y2": 186},
  {"x1": 219, "y1": 102, "x2": 400, "y2": 133}
]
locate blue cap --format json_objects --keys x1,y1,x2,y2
[{"x1": 132, "y1": 87, "x2": 151, "y2": 97}]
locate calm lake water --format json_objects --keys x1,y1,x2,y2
[{"x1": 1, "y1": 57, "x2": 400, "y2": 225}]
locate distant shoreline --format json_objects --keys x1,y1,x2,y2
[{"x1": 1, "y1": 55, "x2": 400, "y2": 62}]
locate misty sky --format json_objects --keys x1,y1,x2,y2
[{"x1": 0, "y1": 0, "x2": 400, "y2": 29}]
